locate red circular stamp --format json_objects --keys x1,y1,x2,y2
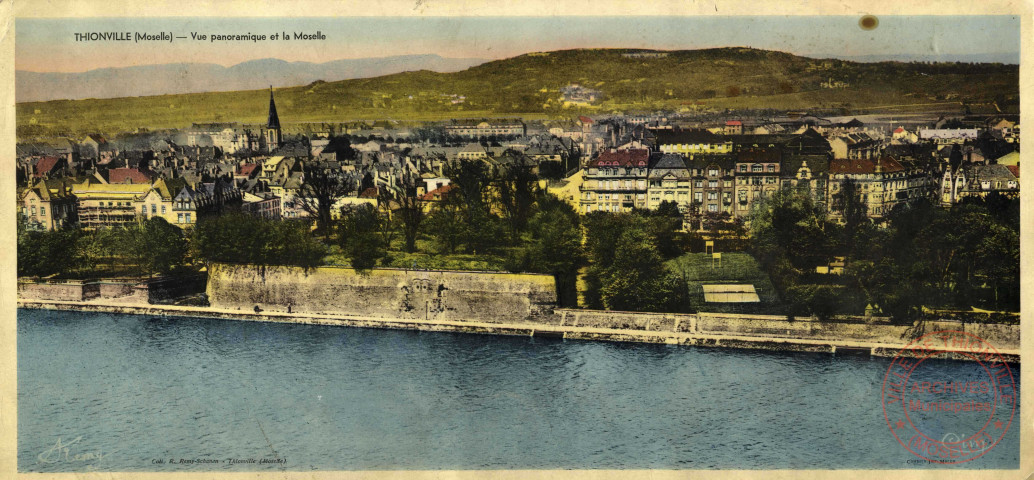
[{"x1": 882, "y1": 330, "x2": 1016, "y2": 464}]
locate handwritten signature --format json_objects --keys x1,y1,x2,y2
[{"x1": 37, "y1": 436, "x2": 112, "y2": 465}]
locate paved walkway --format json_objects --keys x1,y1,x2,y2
[{"x1": 18, "y1": 299, "x2": 1020, "y2": 361}]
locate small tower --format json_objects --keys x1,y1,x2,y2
[{"x1": 264, "y1": 87, "x2": 282, "y2": 152}]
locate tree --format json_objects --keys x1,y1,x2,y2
[
  {"x1": 425, "y1": 198, "x2": 465, "y2": 254},
  {"x1": 496, "y1": 156, "x2": 539, "y2": 242},
  {"x1": 384, "y1": 177, "x2": 425, "y2": 253},
  {"x1": 337, "y1": 204, "x2": 385, "y2": 271},
  {"x1": 831, "y1": 179, "x2": 870, "y2": 258},
  {"x1": 445, "y1": 159, "x2": 504, "y2": 254},
  {"x1": 507, "y1": 194, "x2": 584, "y2": 307},
  {"x1": 132, "y1": 217, "x2": 187, "y2": 276},
  {"x1": 190, "y1": 213, "x2": 326, "y2": 270},
  {"x1": 299, "y1": 163, "x2": 355, "y2": 237}
]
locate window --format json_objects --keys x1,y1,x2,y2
[
  {"x1": 707, "y1": 204, "x2": 718, "y2": 212},
  {"x1": 708, "y1": 168, "x2": 719, "y2": 177},
  {"x1": 161, "y1": 205, "x2": 166, "y2": 214},
  {"x1": 695, "y1": 180, "x2": 703, "y2": 188},
  {"x1": 707, "y1": 192, "x2": 718, "y2": 200},
  {"x1": 31, "y1": 206, "x2": 36, "y2": 216},
  {"x1": 185, "y1": 213, "x2": 191, "y2": 223},
  {"x1": 752, "y1": 165, "x2": 762, "y2": 172},
  {"x1": 694, "y1": 192, "x2": 702, "y2": 202},
  {"x1": 151, "y1": 205, "x2": 157, "y2": 214},
  {"x1": 739, "y1": 165, "x2": 747, "y2": 172},
  {"x1": 141, "y1": 205, "x2": 147, "y2": 214},
  {"x1": 724, "y1": 180, "x2": 732, "y2": 187},
  {"x1": 40, "y1": 206, "x2": 45, "y2": 216},
  {"x1": 708, "y1": 180, "x2": 718, "y2": 188},
  {"x1": 21, "y1": 207, "x2": 26, "y2": 216},
  {"x1": 178, "y1": 213, "x2": 184, "y2": 223},
  {"x1": 767, "y1": 165, "x2": 775, "y2": 173}
]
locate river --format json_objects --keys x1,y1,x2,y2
[{"x1": 18, "y1": 308, "x2": 1020, "y2": 471}]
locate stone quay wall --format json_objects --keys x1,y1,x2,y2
[{"x1": 205, "y1": 264, "x2": 558, "y2": 324}]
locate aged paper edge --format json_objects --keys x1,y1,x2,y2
[{"x1": 1, "y1": 1, "x2": 1032, "y2": 479}]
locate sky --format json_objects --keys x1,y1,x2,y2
[{"x1": 16, "y1": 16, "x2": 1021, "y2": 73}]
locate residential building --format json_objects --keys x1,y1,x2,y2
[
  {"x1": 72, "y1": 179, "x2": 152, "y2": 229},
  {"x1": 19, "y1": 179, "x2": 77, "y2": 230},
  {"x1": 733, "y1": 148, "x2": 782, "y2": 217},
  {"x1": 654, "y1": 129, "x2": 733, "y2": 155},
  {"x1": 579, "y1": 149, "x2": 650, "y2": 213},
  {"x1": 828, "y1": 155, "x2": 933, "y2": 220}
]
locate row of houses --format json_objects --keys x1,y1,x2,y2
[
  {"x1": 18, "y1": 175, "x2": 252, "y2": 231},
  {"x1": 577, "y1": 127, "x2": 1018, "y2": 223}
]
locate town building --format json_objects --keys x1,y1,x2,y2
[
  {"x1": 579, "y1": 149, "x2": 650, "y2": 213},
  {"x1": 444, "y1": 119, "x2": 526, "y2": 138},
  {"x1": 19, "y1": 179, "x2": 77, "y2": 230},
  {"x1": 654, "y1": 129, "x2": 733, "y2": 155}
]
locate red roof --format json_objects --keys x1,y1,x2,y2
[
  {"x1": 588, "y1": 149, "x2": 650, "y2": 168},
  {"x1": 419, "y1": 184, "x2": 456, "y2": 201},
  {"x1": 578, "y1": 115, "x2": 594, "y2": 124},
  {"x1": 358, "y1": 187, "x2": 379, "y2": 199},
  {"x1": 108, "y1": 167, "x2": 154, "y2": 184},
  {"x1": 238, "y1": 163, "x2": 258, "y2": 176},
  {"x1": 34, "y1": 156, "x2": 61, "y2": 177},
  {"x1": 829, "y1": 156, "x2": 904, "y2": 175},
  {"x1": 725, "y1": 120, "x2": 742, "y2": 126},
  {"x1": 1007, "y1": 165, "x2": 1019, "y2": 178},
  {"x1": 893, "y1": 127, "x2": 905, "y2": 133}
]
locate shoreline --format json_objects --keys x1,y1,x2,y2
[{"x1": 18, "y1": 299, "x2": 1021, "y2": 363}]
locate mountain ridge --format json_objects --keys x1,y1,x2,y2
[
  {"x1": 17, "y1": 55, "x2": 490, "y2": 102},
  {"x1": 17, "y1": 47, "x2": 1019, "y2": 139}
]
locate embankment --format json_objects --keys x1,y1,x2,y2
[
  {"x1": 206, "y1": 264, "x2": 558, "y2": 324},
  {"x1": 17, "y1": 265, "x2": 1020, "y2": 362}
]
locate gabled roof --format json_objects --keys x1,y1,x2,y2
[
  {"x1": 588, "y1": 149, "x2": 649, "y2": 168},
  {"x1": 654, "y1": 128, "x2": 724, "y2": 145},
  {"x1": 418, "y1": 184, "x2": 456, "y2": 201},
  {"x1": 650, "y1": 153, "x2": 688, "y2": 170},
  {"x1": 238, "y1": 163, "x2": 259, "y2": 176},
  {"x1": 34, "y1": 156, "x2": 61, "y2": 177},
  {"x1": 151, "y1": 177, "x2": 189, "y2": 200},
  {"x1": 967, "y1": 164, "x2": 1017, "y2": 182},
  {"x1": 108, "y1": 167, "x2": 154, "y2": 184},
  {"x1": 829, "y1": 156, "x2": 904, "y2": 175},
  {"x1": 736, "y1": 148, "x2": 781, "y2": 164}
]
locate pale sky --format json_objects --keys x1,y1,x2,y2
[{"x1": 16, "y1": 16, "x2": 1021, "y2": 73}]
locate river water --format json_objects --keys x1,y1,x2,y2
[{"x1": 18, "y1": 309, "x2": 1020, "y2": 471}]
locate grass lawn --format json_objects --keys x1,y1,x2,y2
[{"x1": 667, "y1": 252, "x2": 782, "y2": 314}]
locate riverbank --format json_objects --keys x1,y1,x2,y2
[{"x1": 18, "y1": 298, "x2": 1020, "y2": 363}]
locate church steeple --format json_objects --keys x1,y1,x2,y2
[
  {"x1": 264, "y1": 86, "x2": 282, "y2": 152},
  {"x1": 266, "y1": 86, "x2": 281, "y2": 130}
]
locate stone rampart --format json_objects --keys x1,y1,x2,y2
[{"x1": 206, "y1": 264, "x2": 558, "y2": 324}]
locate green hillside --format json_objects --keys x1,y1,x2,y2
[{"x1": 17, "y1": 47, "x2": 1019, "y2": 139}]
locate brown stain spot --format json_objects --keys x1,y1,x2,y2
[{"x1": 859, "y1": 15, "x2": 879, "y2": 31}]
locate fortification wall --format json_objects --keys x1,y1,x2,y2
[
  {"x1": 555, "y1": 310, "x2": 1019, "y2": 351},
  {"x1": 206, "y1": 264, "x2": 558, "y2": 324}
]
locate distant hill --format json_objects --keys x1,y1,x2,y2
[
  {"x1": 17, "y1": 48, "x2": 1019, "y2": 139},
  {"x1": 16, "y1": 55, "x2": 489, "y2": 102}
]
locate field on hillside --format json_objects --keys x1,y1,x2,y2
[{"x1": 17, "y1": 48, "x2": 1018, "y2": 140}]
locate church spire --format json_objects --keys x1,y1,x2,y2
[{"x1": 266, "y1": 86, "x2": 281, "y2": 130}]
